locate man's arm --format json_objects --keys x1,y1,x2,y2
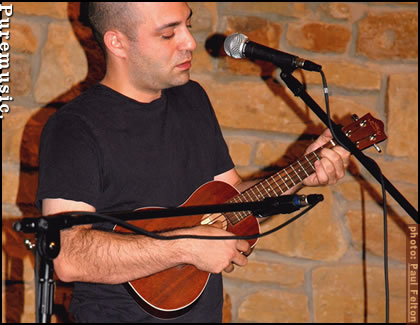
[{"x1": 44, "y1": 197, "x2": 251, "y2": 284}]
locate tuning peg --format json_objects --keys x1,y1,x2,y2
[
  {"x1": 373, "y1": 144, "x2": 382, "y2": 153},
  {"x1": 352, "y1": 114, "x2": 359, "y2": 121}
]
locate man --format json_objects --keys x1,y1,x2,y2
[{"x1": 36, "y1": 3, "x2": 350, "y2": 323}]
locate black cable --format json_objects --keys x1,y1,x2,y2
[
  {"x1": 319, "y1": 70, "x2": 389, "y2": 323},
  {"x1": 61, "y1": 201, "x2": 320, "y2": 241},
  {"x1": 380, "y1": 171, "x2": 389, "y2": 323}
]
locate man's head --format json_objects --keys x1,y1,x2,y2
[{"x1": 87, "y1": 3, "x2": 196, "y2": 101}]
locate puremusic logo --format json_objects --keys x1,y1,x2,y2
[{"x1": 0, "y1": 4, "x2": 14, "y2": 120}]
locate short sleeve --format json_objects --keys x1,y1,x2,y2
[{"x1": 36, "y1": 113, "x2": 102, "y2": 211}]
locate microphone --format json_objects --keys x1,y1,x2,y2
[
  {"x1": 224, "y1": 33, "x2": 322, "y2": 72},
  {"x1": 253, "y1": 194, "x2": 324, "y2": 218}
]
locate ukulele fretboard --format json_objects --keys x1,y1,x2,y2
[{"x1": 224, "y1": 140, "x2": 336, "y2": 225}]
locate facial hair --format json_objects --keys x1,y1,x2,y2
[{"x1": 126, "y1": 39, "x2": 192, "y2": 94}]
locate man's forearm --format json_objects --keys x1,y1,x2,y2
[{"x1": 54, "y1": 226, "x2": 185, "y2": 284}]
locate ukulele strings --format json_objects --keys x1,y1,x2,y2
[{"x1": 201, "y1": 153, "x2": 319, "y2": 228}]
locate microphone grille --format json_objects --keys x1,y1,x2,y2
[{"x1": 224, "y1": 33, "x2": 248, "y2": 59}]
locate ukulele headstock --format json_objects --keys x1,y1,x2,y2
[{"x1": 341, "y1": 113, "x2": 387, "y2": 152}]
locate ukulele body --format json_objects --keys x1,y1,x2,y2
[{"x1": 114, "y1": 180, "x2": 260, "y2": 318}]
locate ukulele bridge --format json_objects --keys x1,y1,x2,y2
[{"x1": 200, "y1": 213, "x2": 227, "y2": 230}]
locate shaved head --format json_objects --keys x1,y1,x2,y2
[
  {"x1": 92, "y1": 2, "x2": 196, "y2": 102},
  {"x1": 88, "y1": 2, "x2": 141, "y2": 53}
]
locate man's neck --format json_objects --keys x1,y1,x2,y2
[{"x1": 101, "y1": 74, "x2": 162, "y2": 104}]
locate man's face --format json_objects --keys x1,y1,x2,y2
[{"x1": 126, "y1": 2, "x2": 196, "y2": 94}]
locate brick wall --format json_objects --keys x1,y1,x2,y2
[{"x1": 2, "y1": 2, "x2": 418, "y2": 323}]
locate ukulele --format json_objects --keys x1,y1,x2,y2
[{"x1": 114, "y1": 113, "x2": 387, "y2": 318}]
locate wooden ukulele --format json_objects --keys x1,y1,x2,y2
[{"x1": 114, "y1": 113, "x2": 387, "y2": 318}]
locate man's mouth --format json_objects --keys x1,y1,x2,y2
[{"x1": 176, "y1": 60, "x2": 192, "y2": 70}]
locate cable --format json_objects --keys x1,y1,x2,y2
[
  {"x1": 60, "y1": 201, "x2": 320, "y2": 241},
  {"x1": 319, "y1": 70, "x2": 389, "y2": 323},
  {"x1": 380, "y1": 171, "x2": 389, "y2": 323}
]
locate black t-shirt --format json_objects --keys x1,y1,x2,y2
[{"x1": 36, "y1": 81, "x2": 234, "y2": 322}]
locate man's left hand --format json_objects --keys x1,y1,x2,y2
[{"x1": 302, "y1": 128, "x2": 351, "y2": 187}]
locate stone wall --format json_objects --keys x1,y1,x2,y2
[{"x1": 2, "y1": 2, "x2": 418, "y2": 323}]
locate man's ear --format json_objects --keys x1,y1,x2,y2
[{"x1": 103, "y1": 30, "x2": 128, "y2": 59}]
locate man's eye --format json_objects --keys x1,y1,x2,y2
[{"x1": 162, "y1": 34, "x2": 174, "y2": 40}]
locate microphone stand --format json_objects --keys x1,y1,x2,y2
[
  {"x1": 15, "y1": 195, "x2": 323, "y2": 323},
  {"x1": 278, "y1": 67, "x2": 418, "y2": 223},
  {"x1": 32, "y1": 218, "x2": 60, "y2": 323}
]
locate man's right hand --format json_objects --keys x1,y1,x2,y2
[{"x1": 175, "y1": 223, "x2": 251, "y2": 274}]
